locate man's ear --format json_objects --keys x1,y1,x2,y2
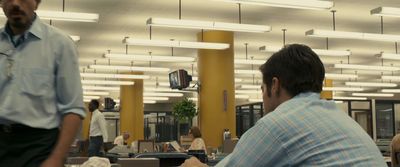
[{"x1": 271, "y1": 77, "x2": 281, "y2": 96}]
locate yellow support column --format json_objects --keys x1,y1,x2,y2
[
  {"x1": 321, "y1": 79, "x2": 333, "y2": 99},
  {"x1": 197, "y1": 30, "x2": 236, "y2": 148},
  {"x1": 120, "y1": 73, "x2": 144, "y2": 144}
]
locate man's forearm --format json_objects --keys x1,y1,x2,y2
[{"x1": 49, "y1": 113, "x2": 82, "y2": 160}]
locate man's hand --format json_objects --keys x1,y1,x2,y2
[
  {"x1": 40, "y1": 156, "x2": 63, "y2": 167},
  {"x1": 181, "y1": 157, "x2": 208, "y2": 167}
]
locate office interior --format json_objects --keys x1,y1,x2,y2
[{"x1": 4, "y1": 0, "x2": 400, "y2": 166}]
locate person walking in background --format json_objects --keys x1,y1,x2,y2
[
  {"x1": 88, "y1": 99, "x2": 108, "y2": 157},
  {"x1": 0, "y1": 0, "x2": 86, "y2": 167}
]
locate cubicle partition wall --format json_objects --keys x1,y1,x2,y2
[
  {"x1": 144, "y1": 111, "x2": 178, "y2": 142},
  {"x1": 236, "y1": 103, "x2": 264, "y2": 137}
]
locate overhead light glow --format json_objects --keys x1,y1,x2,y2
[
  {"x1": 235, "y1": 59, "x2": 266, "y2": 65},
  {"x1": 306, "y1": 29, "x2": 400, "y2": 42},
  {"x1": 382, "y1": 76, "x2": 400, "y2": 81},
  {"x1": 83, "y1": 91, "x2": 110, "y2": 96},
  {"x1": 325, "y1": 73, "x2": 358, "y2": 80},
  {"x1": 260, "y1": 46, "x2": 351, "y2": 56},
  {"x1": 236, "y1": 90, "x2": 261, "y2": 94},
  {"x1": 83, "y1": 86, "x2": 120, "y2": 91},
  {"x1": 81, "y1": 73, "x2": 150, "y2": 79},
  {"x1": 83, "y1": 95, "x2": 100, "y2": 99},
  {"x1": 352, "y1": 93, "x2": 394, "y2": 97},
  {"x1": 144, "y1": 100, "x2": 157, "y2": 104},
  {"x1": 333, "y1": 96, "x2": 367, "y2": 100},
  {"x1": 238, "y1": 85, "x2": 261, "y2": 89},
  {"x1": 334, "y1": 64, "x2": 400, "y2": 71},
  {"x1": 376, "y1": 53, "x2": 400, "y2": 60},
  {"x1": 143, "y1": 97, "x2": 169, "y2": 101},
  {"x1": 147, "y1": 17, "x2": 271, "y2": 33},
  {"x1": 104, "y1": 53, "x2": 195, "y2": 62},
  {"x1": 322, "y1": 87, "x2": 364, "y2": 92},
  {"x1": 143, "y1": 92, "x2": 184, "y2": 97},
  {"x1": 345, "y1": 82, "x2": 397, "y2": 87},
  {"x1": 192, "y1": 77, "x2": 242, "y2": 83},
  {"x1": 123, "y1": 38, "x2": 230, "y2": 50},
  {"x1": 70, "y1": 35, "x2": 80, "y2": 42},
  {"x1": 81, "y1": 80, "x2": 134, "y2": 85},
  {"x1": 371, "y1": 7, "x2": 400, "y2": 18},
  {"x1": 249, "y1": 98, "x2": 263, "y2": 102},
  {"x1": 88, "y1": 65, "x2": 170, "y2": 72},
  {"x1": 214, "y1": 0, "x2": 333, "y2": 10},
  {"x1": 381, "y1": 89, "x2": 400, "y2": 93},
  {"x1": 235, "y1": 70, "x2": 260, "y2": 75}
]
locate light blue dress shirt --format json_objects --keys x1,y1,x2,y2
[
  {"x1": 216, "y1": 92, "x2": 386, "y2": 167},
  {"x1": 0, "y1": 16, "x2": 86, "y2": 129}
]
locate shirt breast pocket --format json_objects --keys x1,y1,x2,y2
[{"x1": 20, "y1": 68, "x2": 52, "y2": 96}]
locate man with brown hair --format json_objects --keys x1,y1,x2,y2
[{"x1": 0, "y1": 0, "x2": 85, "y2": 167}]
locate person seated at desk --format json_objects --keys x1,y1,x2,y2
[
  {"x1": 114, "y1": 132, "x2": 130, "y2": 146},
  {"x1": 180, "y1": 126, "x2": 207, "y2": 154},
  {"x1": 391, "y1": 134, "x2": 400, "y2": 167}
]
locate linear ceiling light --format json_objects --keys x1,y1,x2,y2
[
  {"x1": 143, "y1": 97, "x2": 169, "y2": 101},
  {"x1": 382, "y1": 76, "x2": 400, "y2": 81},
  {"x1": 235, "y1": 94, "x2": 250, "y2": 99},
  {"x1": 345, "y1": 82, "x2": 397, "y2": 87},
  {"x1": 0, "y1": 9, "x2": 99, "y2": 22},
  {"x1": 381, "y1": 89, "x2": 400, "y2": 93},
  {"x1": 147, "y1": 17, "x2": 271, "y2": 33},
  {"x1": 144, "y1": 87, "x2": 190, "y2": 93},
  {"x1": 334, "y1": 64, "x2": 400, "y2": 71},
  {"x1": 238, "y1": 85, "x2": 261, "y2": 89},
  {"x1": 83, "y1": 95, "x2": 100, "y2": 99},
  {"x1": 236, "y1": 90, "x2": 261, "y2": 94},
  {"x1": 234, "y1": 59, "x2": 266, "y2": 65},
  {"x1": 70, "y1": 35, "x2": 80, "y2": 42},
  {"x1": 81, "y1": 73, "x2": 150, "y2": 79},
  {"x1": 104, "y1": 53, "x2": 195, "y2": 62},
  {"x1": 352, "y1": 93, "x2": 394, "y2": 97},
  {"x1": 83, "y1": 91, "x2": 110, "y2": 96},
  {"x1": 192, "y1": 77, "x2": 242, "y2": 83},
  {"x1": 371, "y1": 7, "x2": 400, "y2": 18},
  {"x1": 144, "y1": 100, "x2": 157, "y2": 104},
  {"x1": 322, "y1": 87, "x2": 364, "y2": 92},
  {"x1": 325, "y1": 73, "x2": 358, "y2": 80},
  {"x1": 214, "y1": 0, "x2": 333, "y2": 10},
  {"x1": 88, "y1": 65, "x2": 170, "y2": 72},
  {"x1": 376, "y1": 53, "x2": 400, "y2": 60},
  {"x1": 144, "y1": 82, "x2": 170, "y2": 87},
  {"x1": 123, "y1": 38, "x2": 229, "y2": 50},
  {"x1": 333, "y1": 96, "x2": 367, "y2": 100},
  {"x1": 83, "y1": 86, "x2": 120, "y2": 91},
  {"x1": 306, "y1": 29, "x2": 400, "y2": 42},
  {"x1": 249, "y1": 99, "x2": 263, "y2": 102},
  {"x1": 260, "y1": 46, "x2": 351, "y2": 56},
  {"x1": 81, "y1": 80, "x2": 134, "y2": 85},
  {"x1": 235, "y1": 70, "x2": 259, "y2": 75},
  {"x1": 143, "y1": 92, "x2": 184, "y2": 97}
]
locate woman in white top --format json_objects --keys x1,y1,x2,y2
[{"x1": 188, "y1": 126, "x2": 207, "y2": 154}]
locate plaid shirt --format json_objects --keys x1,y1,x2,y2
[{"x1": 217, "y1": 92, "x2": 386, "y2": 167}]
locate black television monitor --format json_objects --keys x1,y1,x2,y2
[{"x1": 169, "y1": 69, "x2": 192, "y2": 90}]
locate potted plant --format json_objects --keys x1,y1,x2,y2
[{"x1": 173, "y1": 98, "x2": 197, "y2": 137}]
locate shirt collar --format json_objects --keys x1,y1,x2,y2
[{"x1": 1, "y1": 14, "x2": 43, "y2": 40}]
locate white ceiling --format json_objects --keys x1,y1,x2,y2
[{"x1": 3, "y1": 0, "x2": 400, "y2": 101}]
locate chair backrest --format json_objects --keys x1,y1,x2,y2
[
  {"x1": 223, "y1": 139, "x2": 238, "y2": 153},
  {"x1": 138, "y1": 140, "x2": 155, "y2": 153},
  {"x1": 117, "y1": 158, "x2": 159, "y2": 167},
  {"x1": 65, "y1": 157, "x2": 89, "y2": 165}
]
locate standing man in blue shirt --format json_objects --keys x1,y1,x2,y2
[
  {"x1": 182, "y1": 44, "x2": 386, "y2": 166},
  {"x1": 0, "y1": 0, "x2": 86, "y2": 167}
]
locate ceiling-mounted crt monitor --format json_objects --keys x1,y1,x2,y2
[{"x1": 169, "y1": 69, "x2": 192, "y2": 90}]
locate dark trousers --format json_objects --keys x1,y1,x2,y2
[
  {"x1": 0, "y1": 125, "x2": 59, "y2": 167},
  {"x1": 88, "y1": 136, "x2": 104, "y2": 157}
]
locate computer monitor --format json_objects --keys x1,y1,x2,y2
[{"x1": 169, "y1": 69, "x2": 192, "y2": 90}]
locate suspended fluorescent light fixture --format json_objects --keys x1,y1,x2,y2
[
  {"x1": 249, "y1": 98, "x2": 263, "y2": 102},
  {"x1": 334, "y1": 101, "x2": 344, "y2": 104},
  {"x1": 238, "y1": 85, "x2": 261, "y2": 89},
  {"x1": 352, "y1": 93, "x2": 394, "y2": 97},
  {"x1": 88, "y1": 65, "x2": 170, "y2": 72},
  {"x1": 334, "y1": 64, "x2": 400, "y2": 71},
  {"x1": 147, "y1": 17, "x2": 271, "y2": 33},
  {"x1": 381, "y1": 89, "x2": 400, "y2": 93},
  {"x1": 325, "y1": 73, "x2": 358, "y2": 80},
  {"x1": 80, "y1": 73, "x2": 150, "y2": 79},
  {"x1": 81, "y1": 80, "x2": 134, "y2": 85},
  {"x1": 83, "y1": 95, "x2": 100, "y2": 99},
  {"x1": 123, "y1": 38, "x2": 230, "y2": 50},
  {"x1": 306, "y1": 29, "x2": 400, "y2": 42},
  {"x1": 345, "y1": 82, "x2": 397, "y2": 87},
  {"x1": 83, "y1": 91, "x2": 110, "y2": 96},
  {"x1": 235, "y1": 70, "x2": 259, "y2": 75},
  {"x1": 0, "y1": 8, "x2": 99, "y2": 22},
  {"x1": 192, "y1": 77, "x2": 242, "y2": 83},
  {"x1": 259, "y1": 46, "x2": 351, "y2": 56},
  {"x1": 143, "y1": 97, "x2": 169, "y2": 101},
  {"x1": 376, "y1": 53, "x2": 400, "y2": 60},
  {"x1": 333, "y1": 96, "x2": 367, "y2": 100},
  {"x1": 83, "y1": 86, "x2": 120, "y2": 91},
  {"x1": 144, "y1": 81, "x2": 170, "y2": 87},
  {"x1": 236, "y1": 90, "x2": 261, "y2": 94},
  {"x1": 104, "y1": 53, "x2": 195, "y2": 62},
  {"x1": 234, "y1": 59, "x2": 266, "y2": 65},
  {"x1": 70, "y1": 35, "x2": 80, "y2": 42},
  {"x1": 382, "y1": 75, "x2": 400, "y2": 81},
  {"x1": 371, "y1": 7, "x2": 400, "y2": 18},
  {"x1": 214, "y1": 0, "x2": 333, "y2": 10},
  {"x1": 235, "y1": 94, "x2": 250, "y2": 99},
  {"x1": 144, "y1": 100, "x2": 157, "y2": 104},
  {"x1": 143, "y1": 92, "x2": 184, "y2": 97},
  {"x1": 322, "y1": 87, "x2": 364, "y2": 92},
  {"x1": 144, "y1": 87, "x2": 189, "y2": 92}
]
